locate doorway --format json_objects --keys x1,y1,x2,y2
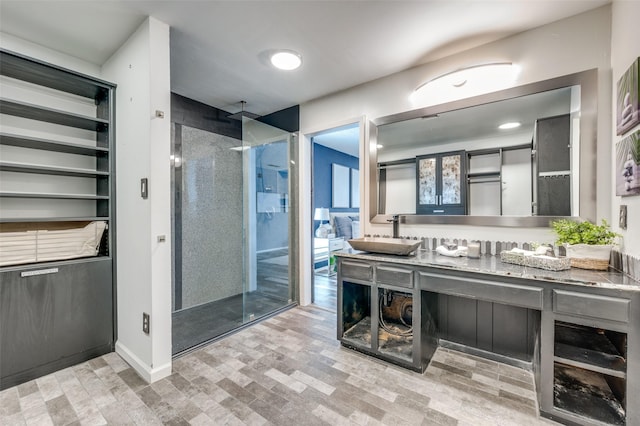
[{"x1": 310, "y1": 122, "x2": 360, "y2": 311}]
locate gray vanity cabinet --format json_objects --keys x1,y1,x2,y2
[
  {"x1": 337, "y1": 253, "x2": 640, "y2": 425},
  {"x1": 539, "y1": 287, "x2": 638, "y2": 426},
  {"x1": 337, "y1": 259, "x2": 437, "y2": 372}
]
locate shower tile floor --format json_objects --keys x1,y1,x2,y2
[
  {"x1": 172, "y1": 249, "x2": 293, "y2": 355},
  {"x1": 1, "y1": 305, "x2": 559, "y2": 426}
]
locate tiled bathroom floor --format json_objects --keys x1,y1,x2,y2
[{"x1": 0, "y1": 306, "x2": 558, "y2": 425}]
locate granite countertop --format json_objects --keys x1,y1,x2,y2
[{"x1": 336, "y1": 249, "x2": 640, "y2": 291}]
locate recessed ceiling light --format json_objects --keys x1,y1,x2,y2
[
  {"x1": 270, "y1": 50, "x2": 302, "y2": 70},
  {"x1": 498, "y1": 122, "x2": 521, "y2": 130}
]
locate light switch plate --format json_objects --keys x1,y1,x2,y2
[
  {"x1": 619, "y1": 205, "x2": 627, "y2": 229},
  {"x1": 141, "y1": 178, "x2": 148, "y2": 199}
]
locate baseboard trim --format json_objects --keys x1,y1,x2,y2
[{"x1": 115, "y1": 341, "x2": 172, "y2": 383}]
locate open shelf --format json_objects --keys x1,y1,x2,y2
[
  {"x1": 554, "y1": 363, "x2": 625, "y2": 425},
  {"x1": 0, "y1": 98, "x2": 108, "y2": 131},
  {"x1": 554, "y1": 322, "x2": 626, "y2": 378},
  {"x1": 0, "y1": 216, "x2": 109, "y2": 223},
  {"x1": 0, "y1": 132, "x2": 108, "y2": 156},
  {"x1": 0, "y1": 192, "x2": 108, "y2": 200},
  {"x1": 0, "y1": 161, "x2": 108, "y2": 178},
  {"x1": 0, "y1": 50, "x2": 111, "y2": 101},
  {"x1": 377, "y1": 288, "x2": 413, "y2": 363}
]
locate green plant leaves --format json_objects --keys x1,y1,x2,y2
[{"x1": 551, "y1": 219, "x2": 620, "y2": 245}]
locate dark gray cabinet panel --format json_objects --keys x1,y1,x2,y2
[
  {"x1": 376, "y1": 265, "x2": 413, "y2": 288},
  {"x1": 535, "y1": 114, "x2": 571, "y2": 216},
  {"x1": 419, "y1": 271, "x2": 544, "y2": 309},
  {"x1": 536, "y1": 114, "x2": 570, "y2": 173},
  {"x1": 438, "y1": 294, "x2": 538, "y2": 361},
  {"x1": 340, "y1": 260, "x2": 373, "y2": 281},
  {"x1": 0, "y1": 259, "x2": 113, "y2": 388},
  {"x1": 553, "y1": 290, "x2": 630, "y2": 323}
]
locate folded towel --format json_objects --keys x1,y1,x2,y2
[{"x1": 436, "y1": 245, "x2": 468, "y2": 257}]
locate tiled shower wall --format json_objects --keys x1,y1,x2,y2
[{"x1": 179, "y1": 125, "x2": 244, "y2": 309}]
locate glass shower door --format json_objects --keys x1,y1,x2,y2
[
  {"x1": 241, "y1": 117, "x2": 296, "y2": 322},
  {"x1": 171, "y1": 117, "x2": 296, "y2": 356}
]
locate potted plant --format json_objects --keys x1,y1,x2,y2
[{"x1": 551, "y1": 219, "x2": 620, "y2": 270}]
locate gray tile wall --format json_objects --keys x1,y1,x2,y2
[{"x1": 180, "y1": 125, "x2": 244, "y2": 309}]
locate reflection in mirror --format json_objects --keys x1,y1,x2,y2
[
  {"x1": 378, "y1": 86, "x2": 579, "y2": 216},
  {"x1": 369, "y1": 69, "x2": 597, "y2": 227}
]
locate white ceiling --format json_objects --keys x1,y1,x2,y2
[{"x1": 0, "y1": 0, "x2": 608, "y2": 118}]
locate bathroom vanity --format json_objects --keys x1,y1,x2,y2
[{"x1": 336, "y1": 250, "x2": 639, "y2": 426}]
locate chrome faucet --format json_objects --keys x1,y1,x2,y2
[{"x1": 388, "y1": 215, "x2": 400, "y2": 238}]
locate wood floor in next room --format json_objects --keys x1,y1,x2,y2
[{"x1": 0, "y1": 306, "x2": 558, "y2": 426}]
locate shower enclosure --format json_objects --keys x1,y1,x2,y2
[{"x1": 171, "y1": 115, "x2": 297, "y2": 355}]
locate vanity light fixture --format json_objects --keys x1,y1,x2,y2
[
  {"x1": 270, "y1": 50, "x2": 302, "y2": 70},
  {"x1": 498, "y1": 121, "x2": 521, "y2": 130},
  {"x1": 411, "y1": 62, "x2": 518, "y2": 104}
]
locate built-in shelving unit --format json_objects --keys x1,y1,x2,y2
[
  {"x1": 466, "y1": 144, "x2": 532, "y2": 216},
  {"x1": 0, "y1": 49, "x2": 116, "y2": 390},
  {"x1": 553, "y1": 321, "x2": 627, "y2": 425}
]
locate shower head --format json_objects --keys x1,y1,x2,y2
[{"x1": 227, "y1": 100, "x2": 260, "y2": 120}]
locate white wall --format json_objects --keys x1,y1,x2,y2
[
  {"x1": 301, "y1": 6, "x2": 612, "y2": 246},
  {"x1": 610, "y1": 0, "x2": 640, "y2": 258},
  {"x1": 0, "y1": 32, "x2": 100, "y2": 78},
  {"x1": 102, "y1": 17, "x2": 172, "y2": 383}
]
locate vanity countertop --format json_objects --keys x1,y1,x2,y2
[{"x1": 336, "y1": 249, "x2": 640, "y2": 291}]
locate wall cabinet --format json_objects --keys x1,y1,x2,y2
[
  {"x1": 534, "y1": 114, "x2": 571, "y2": 216},
  {"x1": 416, "y1": 150, "x2": 466, "y2": 215},
  {"x1": 0, "y1": 49, "x2": 115, "y2": 389}
]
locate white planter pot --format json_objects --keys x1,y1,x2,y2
[{"x1": 565, "y1": 244, "x2": 612, "y2": 270}]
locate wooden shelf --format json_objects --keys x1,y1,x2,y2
[
  {"x1": 0, "y1": 192, "x2": 108, "y2": 200},
  {"x1": 0, "y1": 132, "x2": 107, "y2": 156},
  {"x1": 0, "y1": 161, "x2": 108, "y2": 178},
  {"x1": 0, "y1": 98, "x2": 108, "y2": 131}
]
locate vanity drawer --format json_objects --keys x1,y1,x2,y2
[
  {"x1": 419, "y1": 272, "x2": 543, "y2": 309},
  {"x1": 376, "y1": 265, "x2": 413, "y2": 288},
  {"x1": 341, "y1": 260, "x2": 373, "y2": 282},
  {"x1": 553, "y1": 290, "x2": 629, "y2": 323}
]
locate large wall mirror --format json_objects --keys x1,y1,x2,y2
[{"x1": 368, "y1": 69, "x2": 597, "y2": 227}]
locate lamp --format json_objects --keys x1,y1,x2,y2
[{"x1": 314, "y1": 208, "x2": 332, "y2": 238}]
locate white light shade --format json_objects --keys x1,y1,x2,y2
[
  {"x1": 410, "y1": 62, "x2": 519, "y2": 106},
  {"x1": 314, "y1": 207, "x2": 330, "y2": 221},
  {"x1": 270, "y1": 50, "x2": 302, "y2": 70},
  {"x1": 498, "y1": 122, "x2": 521, "y2": 130}
]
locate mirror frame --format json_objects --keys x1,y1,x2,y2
[{"x1": 368, "y1": 69, "x2": 597, "y2": 227}]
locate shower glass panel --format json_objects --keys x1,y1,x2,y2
[
  {"x1": 241, "y1": 117, "x2": 295, "y2": 322},
  {"x1": 171, "y1": 118, "x2": 296, "y2": 356}
]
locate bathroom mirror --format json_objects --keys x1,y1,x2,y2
[{"x1": 368, "y1": 69, "x2": 597, "y2": 227}]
